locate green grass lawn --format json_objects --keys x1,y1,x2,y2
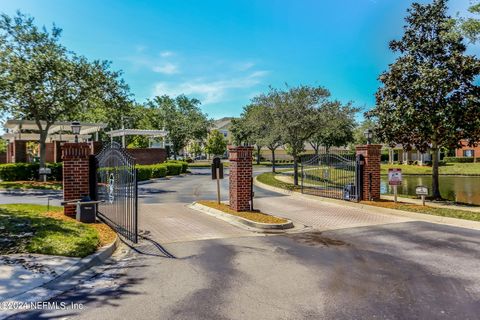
[
  {"x1": 0, "y1": 204, "x2": 99, "y2": 257},
  {"x1": 363, "y1": 200, "x2": 480, "y2": 222},
  {"x1": 256, "y1": 172, "x2": 300, "y2": 192},
  {"x1": 0, "y1": 181, "x2": 62, "y2": 190},
  {"x1": 381, "y1": 163, "x2": 480, "y2": 175}
]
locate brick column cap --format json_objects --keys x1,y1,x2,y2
[{"x1": 62, "y1": 143, "x2": 91, "y2": 160}]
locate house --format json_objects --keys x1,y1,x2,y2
[{"x1": 455, "y1": 140, "x2": 480, "y2": 159}]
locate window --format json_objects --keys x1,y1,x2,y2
[{"x1": 464, "y1": 150, "x2": 475, "y2": 158}]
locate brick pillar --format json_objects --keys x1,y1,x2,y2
[
  {"x1": 62, "y1": 143, "x2": 91, "y2": 216},
  {"x1": 356, "y1": 144, "x2": 382, "y2": 201},
  {"x1": 13, "y1": 140, "x2": 27, "y2": 163},
  {"x1": 228, "y1": 146, "x2": 253, "y2": 212}
]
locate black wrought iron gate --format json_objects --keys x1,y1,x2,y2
[
  {"x1": 94, "y1": 142, "x2": 138, "y2": 243},
  {"x1": 300, "y1": 148, "x2": 363, "y2": 202}
]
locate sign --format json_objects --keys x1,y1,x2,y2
[
  {"x1": 39, "y1": 167, "x2": 51, "y2": 175},
  {"x1": 211, "y1": 157, "x2": 224, "y2": 180},
  {"x1": 416, "y1": 186, "x2": 429, "y2": 196},
  {"x1": 388, "y1": 168, "x2": 402, "y2": 186}
]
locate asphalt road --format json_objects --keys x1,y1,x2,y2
[{"x1": 9, "y1": 168, "x2": 480, "y2": 320}]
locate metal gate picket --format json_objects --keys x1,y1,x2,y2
[
  {"x1": 94, "y1": 142, "x2": 138, "y2": 243},
  {"x1": 300, "y1": 148, "x2": 362, "y2": 202}
]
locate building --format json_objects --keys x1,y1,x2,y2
[{"x1": 455, "y1": 140, "x2": 480, "y2": 159}]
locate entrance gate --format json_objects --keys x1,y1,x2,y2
[
  {"x1": 94, "y1": 142, "x2": 138, "y2": 243},
  {"x1": 300, "y1": 148, "x2": 363, "y2": 202}
]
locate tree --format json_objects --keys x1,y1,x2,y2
[
  {"x1": 0, "y1": 12, "x2": 130, "y2": 168},
  {"x1": 147, "y1": 95, "x2": 211, "y2": 159},
  {"x1": 205, "y1": 129, "x2": 227, "y2": 157},
  {"x1": 230, "y1": 117, "x2": 254, "y2": 146},
  {"x1": 368, "y1": 0, "x2": 480, "y2": 199},
  {"x1": 242, "y1": 102, "x2": 283, "y2": 172},
  {"x1": 352, "y1": 118, "x2": 381, "y2": 147},
  {"x1": 188, "y1": 140, "x2": 203, "y2": 159},
  {"x1": 457, "y1": 2, "x2": 480, "y2": 43},
  {"x1": 0, "y1": 138, "x2": 7, "y2": 153},
  {"x1": 268, "y1": 85, "x2": 330, "y2": 185},
  {"x1": 309, "y1": 101, "x2": 357, "y2": 154}
]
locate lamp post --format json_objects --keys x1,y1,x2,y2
[
  {"x1": 364, "y1": 129, "x2": 373, "y2": 145},
  {"x1": 71, "y1": 121, "x2": 81, "y2": 143}
]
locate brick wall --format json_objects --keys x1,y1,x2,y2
[
  {"x1": 13, "y1": 141, "x2": 27, "y2": 163},
  {"x1": 455, "y1": 140, "x2": 480, "y2": 158},
  {"x1": 356, "y1": 144, "x2": 381, "y2": 201},
  {"x1": 0, "y1": 152, "x2": 6, "y2": 164},
  {"x1": 62, "y1": 143, "x2": 91, "y2": 216},
  {"x1": 126, "y1": 148, "x2": 167, "y2": 165},
  {"x1": 45, "y1": 143, "x2": 55, "y2": 163},
  {"x1": 228, "y1": 146, "x2": 253, "y2": 212}
]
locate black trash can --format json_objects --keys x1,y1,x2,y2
[{"x1": 76, "y1": 195, "x2": 97, "y2": 223}]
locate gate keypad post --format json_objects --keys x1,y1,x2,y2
[
  {"x1": 228, "y1": 146, "x2": 253, "y2": 212},
  {"x1": 355, "y1": 144, "x2": 382, "y2": 201},
  {"x1": 62, "y1": 143, "x2": 92, "y2": 216}
]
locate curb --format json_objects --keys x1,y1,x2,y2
[
  {"x1": 189, "y1": 202, "x2": 297, "y2": 234},
  {"x1": 254, "y1": 176, "x2": 480, "y2": 231},
  {"x1": 0, "y1": 236, "x2": 119, "y2": 319}
]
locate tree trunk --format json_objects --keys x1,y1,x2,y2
[
  {"x1": 293, "y1": 156, "x2": 299, "y2": 186},
  {"x1": 431, "y1": 147, "x2": 442, "y2": 200},
  {"x1": 271, "y1": 148, "x2": 276, "y2": 173},
  {"x1": 256, "y1": 145, "x2": 261, "y2": 165},
  {"x1": 39, "y1": 131, "x2": 48, "y2": 169}
]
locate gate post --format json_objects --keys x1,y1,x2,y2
[
  {"x1": 62, "y1": 143, "x2": 91, "y2": 216},
  {"x1": 228, "y1": 146, "x2": 253, "y2": 212},
  {"x1": 355, "y1": 144, "x2": 382, "y2": 201}
]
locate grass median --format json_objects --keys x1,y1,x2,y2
[
  {"x1": 197, "y1": 200, "x2": 288, "y2": 224},
  {"x1": 0, "y1": 181, "x2": 62, "y2": 190},
  {"x1": 0, "y1": 204, "x2": 116, "y2": 257},
  {"x1": 381, "y1": 163, "x2": 480, "y2": 176},
  {"x1": 362, "y1": 200, "x2": 480, "y2": 222}
]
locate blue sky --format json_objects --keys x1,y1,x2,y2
[{"x1": 0, "y1": 0, "x2": 477, "y2": 119}]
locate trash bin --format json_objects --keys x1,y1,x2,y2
[
  {"x1": 76, "y1": 195, "x2": 97, "y2": 223},
  {"x1": 343, "y1": 183, "x2": 356, "y2": 201}
]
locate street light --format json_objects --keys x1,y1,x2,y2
[
  {"x1": 71, "y1": 121, "x2": 81, "y2": 143},
  {"x1": 364, "y1": 129, "x2": 373, "y2": 145}
]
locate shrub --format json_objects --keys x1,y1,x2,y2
[
  {"x1": 166, "y1": 160, "x2": 188, "y2": 173},
  {"x1": 151, "y1": 164, "x2": 167, "y2": 178},
  {"x1": 165, "y1": 162, "x2": 183, "y2": 175},
  {"x1": 443, "y1": 157, "x2": 476, "y2": 163},
  {"x1": 136, "y1": 165, "x2": 153, "y2": 181},
  {"x1": 0, "y1": 163, "x2": 62, "y2": 181}
]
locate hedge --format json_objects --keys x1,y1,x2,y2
[
  {"x1": 0, "y1": 163, "x2": 62, "y2": 181},
  {"x1": 136, "y1": 161, "x2": 187, "y2": 181},
  {"x1": 0, "y1": 160, "x2": 188, "y2": 182},
  {"x1": 443, "y1": 157, "x2": 478, "y2": 163}
]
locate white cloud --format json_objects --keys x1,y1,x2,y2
[
  {"x1": 153, "y1": 71, "x2": 269, "y2": 104},
  {"x1": 152, "y1": 63, "x2": 179, "y2": 74},
  {"x1": 160, "y1": 51, "x2": 174, "y2": 57}
]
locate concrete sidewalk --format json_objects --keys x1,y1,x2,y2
[{"x1": 0, "y1": 254, "x2": 80, "y2": 302}]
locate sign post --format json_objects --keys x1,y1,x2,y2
[
  {"x1": 211, "y1": 157, "x2": 224, "y2": 204},
  {"x1": 416, "y1": 186, "x2": 428, "y2": 206},
  {"x1": 388, "y1": 168, "x2": 402, "y2": 203}
]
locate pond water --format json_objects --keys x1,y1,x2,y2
[{"x1": 381, "y1": 175, "x2": 480, "y2": 205}]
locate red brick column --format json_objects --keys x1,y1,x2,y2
[
  {"x1": 228, "y1": 146, "x2": 253, "y2": 212},
  {"x1": 62, "y1": 143, "x2": 91, "y2": 216},
  {"x1": 356, "y1": 144, "x2": 382, "y2": 201}
]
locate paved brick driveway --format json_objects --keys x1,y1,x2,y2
[{"x1": 254, "y1": 195, "x2": 414, "y2": 231}]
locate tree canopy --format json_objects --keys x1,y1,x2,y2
[
  {"x1": 368, "y1": 0, "x2": 480, "y2": 199},
  {"x1": 0, "y1": 12, "x2": 131, "y2": 167},
  {"x1": 205, "y1": 129, "x2": 227, "y2": 156},
  {"x1": 146, "y1": 95, "x2": 211, "y2": 159}
]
